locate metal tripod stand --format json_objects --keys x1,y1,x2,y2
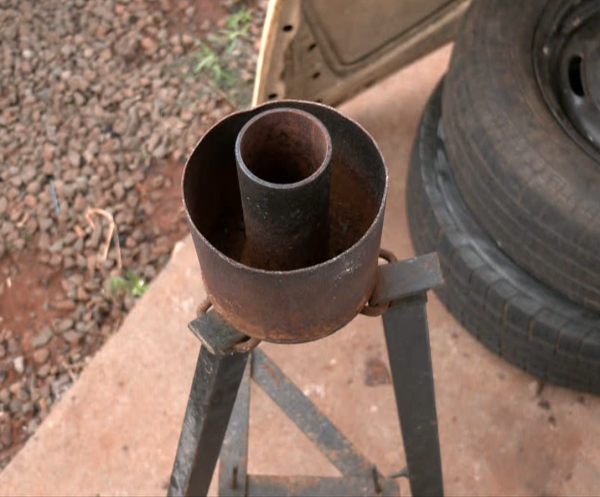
[{"x1": 166, "y1": 252, "x2": 445, "y2": 497}]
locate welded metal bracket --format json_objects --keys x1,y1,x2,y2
[
  {"x1": 219, "y1": 350, "x2": 400, "y2": 497},
  {"x1": 167, "y1": 252, "x2": 444, "y2": 497}
]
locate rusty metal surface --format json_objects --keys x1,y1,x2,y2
[
  {"x1": 235, "y1": 108, "x2": 332, "y2": 270},
  {"x1": 360, "y1": 248, "x2": 397, "y2": 317},
  {"x1": 370, "y1": 252, "x2": 443, "y2": 306},
  {"x1": 215, "y1": 347, "x2": 400, "y2": 496},
  {"x1": 245, "y1": 475, "x2": 399, "y2": 496},
  {"x1": 188, "y1": 309, "x2": 247, "y2": 356},
  {"x1": 219, "y1": 363, "x2": 250, "y2": 497},
  {"x1": 252, "y1": 0, "x2": 469, "y2": 106},
  {"x1": 170, "y1": 250, "x2": 444, "y2": 496},
  {"x1": 182, "y1": 100, "x2": 387, "y2": 343},
  {"x1": 166, "y1": 346, "x2": 250, "y2": 497},
  {"x1": 383, "y1": 295, "x2": 443, "y2": 497}
]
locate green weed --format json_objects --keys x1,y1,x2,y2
[
  {"x1": 192, "y1": 43, "x2": 234, "y2": 87},
  {"x1": 222, "y1": 6, "x2": 252, "y2": 52},
  {"x1": 106, "y1": 270, "x2": 150, "y2": 298},
  {"x1": 188, "y1": 6, "x2": 255, "y2": 107}
]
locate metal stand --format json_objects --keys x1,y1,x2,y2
[{"x1": 167, "y1": 253, "x2": 444, "y2": 497}]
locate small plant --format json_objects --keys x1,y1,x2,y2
[
  {"x1": 188, "y1": 6, "x2": 255, "y2": 107},
  {"x1": 222, "y1": 6, "x2": 252, "y2": 53},
  {"x1": 192, "y1": 43, "x2": 234, "y2": 87},
  {"x1": 106, "y1": 270, "x2": 150, "y2": 298}
]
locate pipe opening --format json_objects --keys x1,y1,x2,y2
[{"x1": 238, "y1": 109, "x2": 330, "y2": 185}]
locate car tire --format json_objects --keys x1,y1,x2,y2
[
  {"x1": 442, "y1": 0, "x2": 600, "y2": 312},
  {"x1": 407, "y1": 80, "x2": 600, "y2": 393}
]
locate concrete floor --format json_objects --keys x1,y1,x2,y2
[{"x1": 2, "y1": 46, "x2": 600, "y2": 496}]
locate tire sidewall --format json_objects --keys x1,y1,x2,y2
[{"x1": 442, "y1": 0, "x2": 600, "y2": 310}]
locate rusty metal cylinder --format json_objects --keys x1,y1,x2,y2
[
  {"x1": 235, "y1": 108, "x2": 333, "y2": 270},
  {"x1": 183, "y1": 100, "x2": 387, "y2": 344}
]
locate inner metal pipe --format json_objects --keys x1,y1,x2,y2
[
  {"x1": 183, "y1": 99, "x2": 387, "y2": 342},
  {"x1": 235, "y1": 108, "x2": 333, "y2": 270}
]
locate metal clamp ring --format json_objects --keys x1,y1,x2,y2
[
  {"x1": 378, "y1": 248, "x2": 397, "y2": 264},
  {"x1": 233, "y1": 337, "x2": 262, "y2": 353},
  {"x1": 196, "y1": 296, "x2": 262, "y2": 353},
  {"x1": 196, "y1": 297, "x2": 213, "y2": 317},
  {"x1": 360, "y1": 248, "x2": 398, "y2": 317}
]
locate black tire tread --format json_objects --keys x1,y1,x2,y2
[
  {"x1": 442, "y1": 0, "x2": 600, "y2": 312},
  {"x1": 407, "y1": 81, "x2": 600, "y2": 393}
]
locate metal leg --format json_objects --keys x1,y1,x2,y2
[
  {"x1": 219, "y1": 362, "x2": 251, "y2": 497},
  {"x1": 251, "y1": 349, "x2": 373, "y2": 477},
  {"x1": 383, "y1": 295, "x2": 444, "y2": 497},
  {"x1": 167, "y1": 253, "x2": 443, "y2": 497},
  {"x1": 217, "y1": 348, "x2": 400, "y2": 497},
  {"x1": 167, "y1": 346, "x2": 250, "y2": 497}
]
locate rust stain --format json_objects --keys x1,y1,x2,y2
[
  {"x1": 262, "y1": 361, "x2": 280, "y2": 389},
  {"x1": 184, "y1": 100, "x2": 386, "y2": 344},
  {"x1": 364, "y1": 357, "x2": 391, "y2": 387}
]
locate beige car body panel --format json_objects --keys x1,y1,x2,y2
[{"x1": 253, "y1": 0, "x2": 470, "y2": 107}]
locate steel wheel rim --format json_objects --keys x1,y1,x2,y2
[{"x1": 533, "y1": 0, "x2": 600, "y2": 162}]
